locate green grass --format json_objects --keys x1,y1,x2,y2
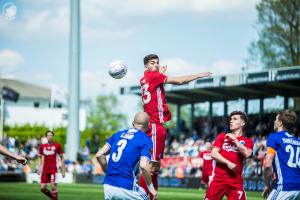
[{"x1": 0, "y1": 183, "x2": 263, "y2": 200}]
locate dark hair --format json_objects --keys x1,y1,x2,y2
[
  {"x1": 143, "y1": 54, "x2": 159, "y2": 65},
  {"x1": 45, "y1": 130, "x2": 55, "y2": 136},
  {"x1": 229, "y1": 111, "x2": 248, "y2": 131},
  {"x1": 277, "y1": 109, "x2": 297, "y2": 132}
]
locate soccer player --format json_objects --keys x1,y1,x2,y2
[
  {"x1": 0, "y1": 144, "x2": 27, "y2": 164},
  {"x1": 204, "y1": 111, "x2": 253, "y2": 200},
  {"x1": 262, "y1": 110, "x2": 300, "y2": 200},
  {"x1": 95, "y1": 112, "x2": 157, "y2": 200},
  {"x1": 139, "y1": 54, "x2": 212, "y2": 196},
  {"x1": 199, "y1": 140, "x2": 213, "y2": 187},
  {"x1": 38, "y1": 130, "x2": 65, "y2": 200}
]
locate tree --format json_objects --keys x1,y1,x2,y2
[
  {"x1": 247, "y1": 0, "x2": 300, "y2": 68},
  {"x1": 82, "y1": 93, "x2": 127, "y2": 149}
]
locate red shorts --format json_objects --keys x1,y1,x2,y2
[
  {"x1": 204, "y1": 181, "x2": 246, "y2": 200},
  {"x1": 147, "y1": 123, "x2": 166, "y2": 161},
  {"x1": 41, "y1": 173, "x2": 56, "y2": 184},
  {"x1": 201, "y1": 173, "x2": 212, "y2": 185}
]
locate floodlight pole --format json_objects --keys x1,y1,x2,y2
[{"x1": 66, "y1": 0, "x2": 80, "y2": 162}]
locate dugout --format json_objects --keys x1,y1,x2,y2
[{"x1": 121, "y1": 66, "x2": 300, "y2": 137}]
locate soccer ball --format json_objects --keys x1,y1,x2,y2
[{"x1": 108, "y1": 61, "x2": 127, "y2": 79}]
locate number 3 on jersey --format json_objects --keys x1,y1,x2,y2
[
  {"x1": 142, "y1": 83, "x2": 151, "y2": 105},
  {"x1": 112, "y1": 139, "x2": 127, "y2": 162}
]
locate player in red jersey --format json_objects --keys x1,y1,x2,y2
[
  {"x1": 38, "y1": 130, "x2": 65, "y2": 200},
  {"x1": 204, "y1": 111, "x2": 254, "y2": 200},
  {"x1": 139, "y1": 54, "x2": 212, "y2": 197},
  {"x1": 199, "y1": 140, "x2": 213, "y2": 187}
]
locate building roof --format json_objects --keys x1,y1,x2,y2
[
  {"x1": 0, "y1": 78, "x2": 51, "y2": 100},
  {"x1": 120, "y1": 66, "x2": 300, "y2": 105}
]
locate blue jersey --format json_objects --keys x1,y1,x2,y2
[
  {"x1": 267, "y1": 131, "x2": 300, "y2": 191},
  {"x1": 104, "y1": 128, "x2": 153, "y2": 191}
]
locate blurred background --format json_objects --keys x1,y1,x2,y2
[{"x1": 0, "y1": 0, "x2": 299, "y2": 198}]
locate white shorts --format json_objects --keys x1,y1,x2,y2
[
  {"x1": 268, "y1": 189, "x2": 300, "y2": 200},
  {"x1": 103, "y1": 184, "x2": 149, "y2": 200}
]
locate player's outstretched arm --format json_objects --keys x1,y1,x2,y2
[
  {"x1": 140, "y1": 157, "x2": 158, "y2": 200},
  {"x1": 0, "y1": 144, "x2": 27, "y2": 165},
  {"x1": 166, "y1": 72, "x2": 212, "y2": 85},
  {"x1": 211, "y1": 147, "x2": 237, "y2": 171},
  {"x1": 262, "y1": 152, "x2": 275, "y2": 199},
  {"x1": 95, "y1": 144, "x2": 110, "y2": 172}
]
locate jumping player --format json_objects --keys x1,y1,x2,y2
[
  {"x1": 139, "y1": 54, "x2": 212, "y2": 197},
  {"x1": 38, "y1": 130, "x2": 65, "y2": 200}
]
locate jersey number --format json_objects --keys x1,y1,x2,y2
[
  {"x1": 112, "y1": 139, "x2": 127, "y2": 162},
  {"x1": 142, "y1": 83, "x2": 151, "y2": 105},
  {"x1": 285, "y1": 145, "x2": 300, "y2": 168}
]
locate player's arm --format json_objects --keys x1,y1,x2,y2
[
  {"x1": 0, "y1": 144, "x2": 27, "y2": 164},
  {"x1": 140, "y1": 157, "x2": 158, "y2": 200},
  {"x1": 262, "y1": 148, "x2": 275, "y2": 199},
  {"x1": 95, "y1": 144, "x2": 110, "y2": 172},
  {"x1": 37, "y1": 154, "x2": 43, "y2": 175},
  {"x1": 166, "y1": 72, "x2": 212, "y2": 85},
  {"x1": 60, "y1": 154, "x2": 66, "y2": 178},
  {"x1": 211, "y1": 147, "x2": 237, "y2": 171},
  {"x1": 226, "y1": 134, "x2": 253, "y2": 158}
]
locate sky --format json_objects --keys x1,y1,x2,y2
[{"x1": 0, "y1": 0, "x2": 262, "y2": 120}]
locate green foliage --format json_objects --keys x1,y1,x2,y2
[
  {"x1": 4, "y1": 124, "x2": 66, "y2": 147},
  {"x1": 85, "y1": 93, "x2": 127, "y2": 147},
  {"x1": 247, "y1": 0, "x2": 300, "y2": 68}
]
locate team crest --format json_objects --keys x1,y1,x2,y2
[{"x1": 240, "y1": 140, "x2": 245, "y2": 145}]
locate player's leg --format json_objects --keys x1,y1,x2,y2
[
  {"x1": 204, "y1": 181, "x2": 226, "y2": 200},
  {"x1": 50, "y1": 174, "x2": 58, "y2": 200},
  {"x1": 40, "y1": 173, "x2": 52, "y2": 199},
  {"x1": 226, "y1": 183, "x2": 246, "y2": 200}
]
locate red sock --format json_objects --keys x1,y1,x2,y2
[
  {"x1": 139, "y1": 175, "x2": 149, "y2": 194},
  {"x1": 52, "y1": 190, "x2": 57, "y2": 200},
  {"x1": 149, "y1": 173, "x2": 158, "y2": 200},
  {"x1": 41, "y1": 188, "x2": 52, "y2": 199}
]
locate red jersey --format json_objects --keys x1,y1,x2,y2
[
  {"x1": 38, "y1": 142, "x2": 63, "y2": 173},
  {"x1": 140, "y1": 71, "x2": 171, "y2": 123},
  {"x1": 212, "y1": 133, "x2": 253, "y2": 183},
  {"x1": 199, "y1": 150, "x2": 213, "y2": 176}
]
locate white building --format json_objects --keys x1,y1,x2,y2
[{"x1": 1, "y1": 79, "x2": 88, "y2": 131}]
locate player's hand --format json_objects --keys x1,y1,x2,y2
[
  {"x1": 262, "y1": 185, "x2": 271, "y2": 199},
  {"x1": 199, "y1": 72, "x2": 212, "y2": 78},
  {"x1": 225, "y1": 133, "x2": 238, "y2": 143},
  {"x1": 159, "y1": 65, "x2": 167, "y2": 73},
  {"x1": 149, "y1": 188, "x2": 158, "y2": 200},
  {"x1": 16, "y1": 156, "x2": 27, "y2": 165},
  {"x1": 226, "y1": 162, "x2": 237, "y2": 172}
]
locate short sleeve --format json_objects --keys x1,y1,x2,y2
[
  {"x1": 245, "y1": 138, "x2": 254, "y2": 150},
  {"x1": 141, "y1": 138, "x2": 153, "y2": 160},
  {"x1": 199, "y1": 151, "x2": 204, "y2": 159},
  {"x1": 57, "y1": 144, "x2": 63, "y2": 155},
  {"x1": 212, "y1": 133, "x2": 225, "y2": 150},
  {"x1": 149, "y1": 72, "x2": 168, "y2": 88},
  {"x1": 267, "y1": 133, "x2": 279, "y2": 151},
  {"x1": 106, "y1": 133, "x2": 116, "y2": 147},
  {"x1": 38, "y1": 145, "x2": 43, "y2": 156}
]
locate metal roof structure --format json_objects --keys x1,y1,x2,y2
[{"x1": 121, "y1": 66, "x2": 300, "y2": 105}]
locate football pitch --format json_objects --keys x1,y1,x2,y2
[{"x1": 0, "y1": 183, "x2": 263, "y2": 200}]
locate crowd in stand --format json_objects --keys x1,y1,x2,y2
[{"x1": 1, "y1": 114, "x2": 299, "y2": 180}]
